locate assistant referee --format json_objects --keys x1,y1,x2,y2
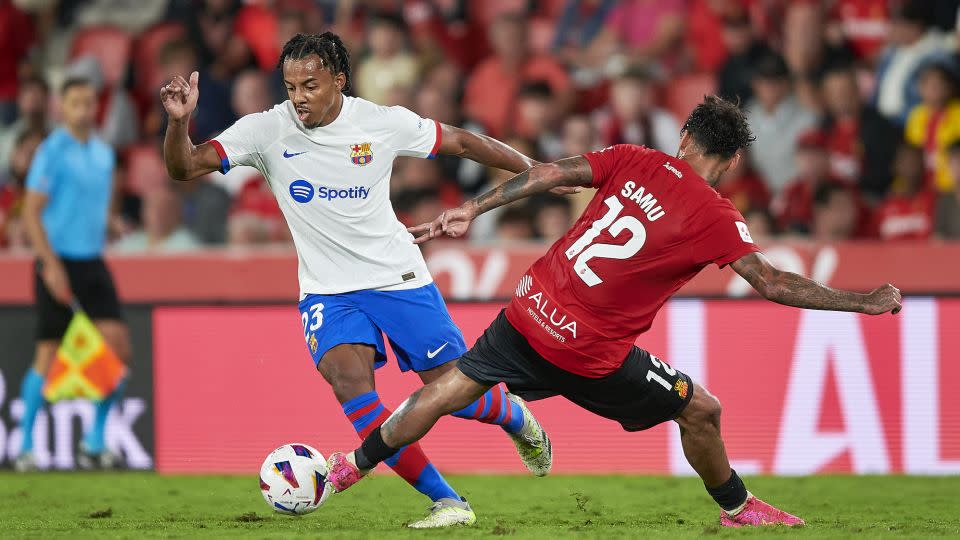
[{"x1": 16, "y1": 77, "x2": 130, "y2": 471}]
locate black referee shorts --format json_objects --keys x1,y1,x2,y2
[
  {"x1": 457, "y1": 310, "x2": 694, "y2": 432},
  {"x1": 34, "y1": 257, "x2": 123, "y2": 341}
]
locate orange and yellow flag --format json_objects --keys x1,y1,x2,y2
[{"x1": 42, "y1": 311, "x2": 126, "y2": 402}]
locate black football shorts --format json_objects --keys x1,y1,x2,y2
[
  {"x1": 457, "y1": 310, "x2": 694, "y2": 431},
  {"x1": 35, "y1": 257, "x2": 123, "y2": 341}
]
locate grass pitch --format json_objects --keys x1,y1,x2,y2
[{"x1": 0, "y1": 473, "x2": 958, "y2": 538}]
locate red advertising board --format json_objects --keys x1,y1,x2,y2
[
  {"x1": 154, "y1": 299, "x2": 960, "y2": 475},
  {"x1": 1, "y1": 242, "x2": 959, "y2": 303}
]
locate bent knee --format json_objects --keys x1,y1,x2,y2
[{"x1": 680, "y1": 384, "x2": 722, "y2": 429}]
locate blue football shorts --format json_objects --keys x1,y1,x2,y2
[{"x1": 297, "y1": 283, "x2": 467, "y2": 372}]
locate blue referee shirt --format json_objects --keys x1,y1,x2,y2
[{"x1": 25, "y1": 127, "x2": 115, "y2": 259}]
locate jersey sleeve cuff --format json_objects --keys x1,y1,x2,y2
[
  {"x1": 427, "y1": 120, "x2": 442, "y2": 159},
  {"x1": 209, "y1": 139, "x2": 231, "y2": 173},
  {"x1": 714, "y1": 243, "x2": 760, "y2": 269}
]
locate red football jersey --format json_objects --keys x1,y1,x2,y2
[{"x1": 505, "y1": 145, "x2": 759, "y2": 377}]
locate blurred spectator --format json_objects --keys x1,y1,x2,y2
[
  {"x1": 746, "y1": 53, "x2": 818, "y2": 193},
  {"x1": 561, "y1": 115, "x2": 596, "y2": 157},
  {"x1": 391, "y1": 156, "x2": 460, "y2": 208},
  {"x1": 782, "y1": 1, "x2": 856, "y2": 111},
  {"x1": 413, "y1": 81, "x2": 486, "y2": 195},
  {"x1": 688, "y1": 0, "x2": 745, "y2": 73},
  {"x1": 470, "y1": 136, "x2": 539, "y2": 244},
  {"x1": 938, "y1": 140, "x2": 960, "y2": 237},
  {"x1": 235, "y1": 0, "x2": 280, "y2": 71},
  {"x1": 64, "y1": 56, "x2": 139, "y2": 148},
  {"x1": 874, "y1": 1, "x2": 952, "y2": 126},
  {"x1": 465, "y1": 12, "x2": 572, "y2": 138},
  {"x1": 393, "y1": 187, "x2": 443, "y2": 230},
  {"x1": 0, "y1": 130, "x2": 45, "y2": 249},
  {"x1": 875, "y1": 144, "x2": 934, "y2": 241},
  {"x1": 404, "y1": 0, "x2": 490, "y2": 72},
  {"x1": 599, "y1": 67, "x2": 680, "y2": 154},
  {"x1": 819, "y1": 65, "x2": 899, "y2": 199},
  {"x1": 356, "y1": 13, "x2": 419, "y2": 105},
  {"x1": 716, "y1": 156, "x2": 770, "y2": 216},
  {"x1": 0, "y1": 77, "x2": 50, "y2": 175},
  {"x1": 174, "y1": 0, "x2": 253, "y2": 81},
  {"x1": 588, "y1": 0, "x2": 685, "y2": 71},
  {"x1": 742, "y1": 207, "x2": 777, "y2": 242},
  {"x1": 904, "y1": 61, "x2": 960, "y2": 196},
  {"x1": 828, "y1": 0, "x2": 890, "y2": 63},
  {"x1": 72, "y1": 0, "x2": 167, "y2": 33},
  {"x1": 530, "y1": 193, "x2": 573, "y2": 243},
  {"x1": 157, "y1": 39, "x2": 234, "y2": 141},
  {"x1": 773, "y1": 130, "x2": 842, "y2": 233},
  {"x1": 552, "y1": 0, "x2": 617, "y2": 60},
  {"x1": 113, "y1": 185, "x2": 200, "y2": 252},
  {"x1": 0, "y1": 0, "x2": 36, "y2": 124},
  {"x1": 811, "y1": 182, "x2": 859, "y2": 242},
  {"x1": 227, "y1": 177, "x2": 288, "y2": 245},
  {"x1": 495, "y1": 205, "x2": 534, "y2": 244},
  {"x1": 515, "y1": 81, "x2": 563, "y2": 160},
  {"x1": 716, "y1": 10, "x2": 772, "y2": 106},
  {"x1": 232, "y1": 69, "x2": 273, "y2": 117}
]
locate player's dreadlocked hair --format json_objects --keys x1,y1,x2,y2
[
  {"x1": 277, "y1": 32, "x2": 352, "y2": 93},
  {"x1": 681, "y1": 95, "x2": 755, "y2": 160}
]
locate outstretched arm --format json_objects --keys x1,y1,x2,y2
[
  {"x1": 731, "y1": 252, "x2": 902, "y2": 315},
  {"x1": 438, "y1": 123, "x2": 538, "y2": 173},
  {"x1": 161, "y1": 71, "x2": 222, "y2": 181},
  {"x1": 408, "y1": 156, "x2": 593, "y2": 243}
]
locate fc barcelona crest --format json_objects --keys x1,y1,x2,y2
[{"x1": 350, "y1": 142, "x2": 374, "y2": 166}]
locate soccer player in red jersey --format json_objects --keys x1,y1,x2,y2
[{"x1": 326, "y1": 97, "x2": 903, "y2": 527}]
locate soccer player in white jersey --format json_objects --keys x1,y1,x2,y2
[{"x1": 160, "y1": 32, "x2": 558, "y2": 528}]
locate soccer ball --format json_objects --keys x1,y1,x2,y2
[{"x1": 258, "y1": 443, "x2": 331, "y2": 515}]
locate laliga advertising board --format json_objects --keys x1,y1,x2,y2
[{"x1": 153, "y1": 298, "x2": 960, "y2": 475}]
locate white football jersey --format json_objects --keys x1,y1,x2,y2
[{"x1": 211, "y1": 96, "x2": 441, "y2": 296}]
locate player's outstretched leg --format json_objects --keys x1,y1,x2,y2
[
  {"x1": 675, "y1": 383, "x2": 804, "y2": 527},
  {"x1": 322, "y1": 345, "x2": 475, "y2": 528},
  {"x1": 328, "y1": 367, "x2": 489, "y2": 494},
  {"x1": 420, "y1": 367, "x2": 551, "y2": 476}
]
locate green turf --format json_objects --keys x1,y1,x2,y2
[{"x1": 0, "y1": 473, "x2": 957, "y2": 539}]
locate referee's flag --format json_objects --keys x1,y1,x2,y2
[{"x1": 42, "y1": 310, "x2": 126, "y2": 402}]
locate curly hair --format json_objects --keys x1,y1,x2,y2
[
  {"x1": 277, "y1": 32, "x2": 352, "y2": 93},
  {"x1": 682, "y1": 96, "x2": 755, "y2": 159}
]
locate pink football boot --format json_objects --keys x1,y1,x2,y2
[
  {"x1": 720, "y1": 496, "x2": 805, "y2": 527},
  {"x1": 326, "y1": 452, "x2": 365, "y2": 493}
]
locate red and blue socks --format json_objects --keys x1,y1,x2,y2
[
  {"x1": 342, "y1": 392, "x2": 460, "y2": 502},
  {"x1": 451, "y1": 384, "x2": 524, "y2": 433}
]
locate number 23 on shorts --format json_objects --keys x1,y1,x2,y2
[{"x1": 300, "y1": 302, "x2": 324, "y2": 342}]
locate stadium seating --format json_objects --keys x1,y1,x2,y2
[{"x1": 70, "y1": 25, "x2": 133, "y2": 88}]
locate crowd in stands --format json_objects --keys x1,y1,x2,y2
[{"x1": 1, "y1": 0, "x2": 959, "y2": 253}]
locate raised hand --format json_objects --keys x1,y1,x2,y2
[
  {"x1": 160, "y1": 71, "x2": 200, "y2": 122},
  {"x1": 407, "y1": 204, "x2": 477, "y2": 245},
  {"x1": 862, "y1": 284, "x2": 902, "y2": 315}
]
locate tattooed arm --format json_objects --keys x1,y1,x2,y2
[
  {"x1": 408, "y1": 156, "x2": 593, "y2": 243},
  {"x1": 731, "y1": 252, "x2": 902, "y2": 315}
]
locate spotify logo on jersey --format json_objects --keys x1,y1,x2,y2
[{"x1": 289, "y1": 180, "x2": 315, "y2": 203}]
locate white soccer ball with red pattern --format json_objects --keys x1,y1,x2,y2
[{"x1": 259, "y1": 443, "x2": 331, "y2": 515}]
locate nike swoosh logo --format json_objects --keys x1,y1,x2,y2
[
  {"x1": 283, "y1": 150, "x2": 307, "y2": 158},
  {"x1": 426, "y1": 342, "x2": 449, "y2": 359}
]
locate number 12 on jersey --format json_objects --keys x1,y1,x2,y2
[{"x1": 565, "y1": 195, "x2": 647, "y2": 286}]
